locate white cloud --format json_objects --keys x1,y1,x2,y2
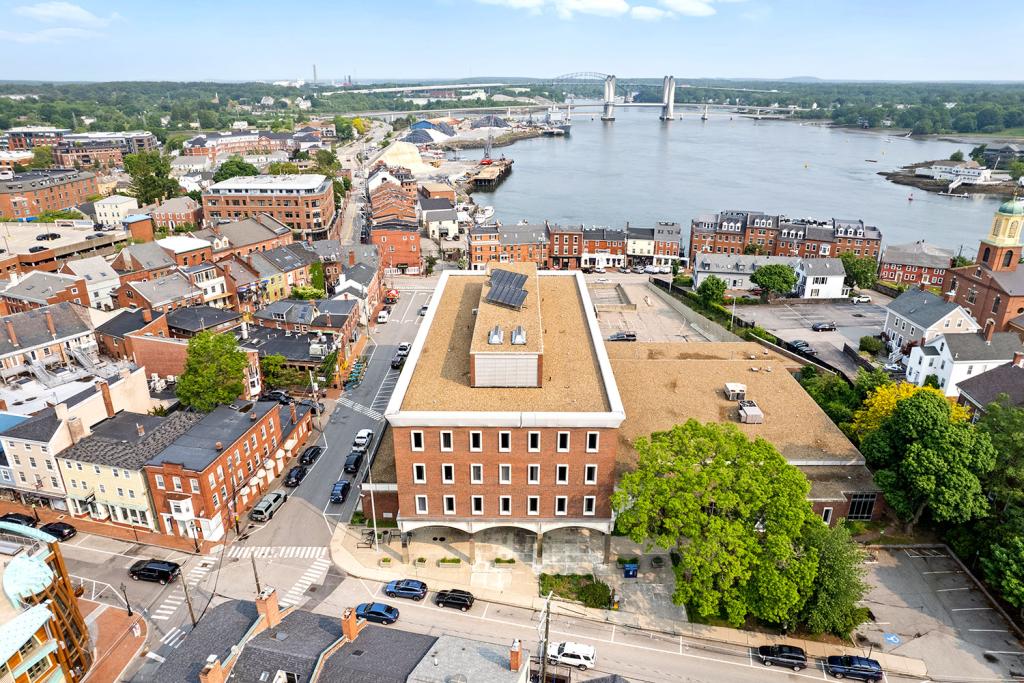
[
  {"x1": 13, "y1": 2, "x2": 120, "y2": 27},
  {"x1": 659, "y1": 0, "x2": 716, "y2": 16},
  {"x1": 474, "y1": 0, "x2": 630, "y2": 19},
  {"x1": 630, "y1": 5, "x2": 673, "y2": 20},
  {"x1": 0, "y1": 26, "x2": 96, "y2": 43}
]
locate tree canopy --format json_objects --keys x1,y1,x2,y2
[
  {"x1": 750, "y1": 264, "x2": 796, "y2": 297},
  {"x1": 799, "y1": 522, "x2": 869, "y2": 635},
  {"x1": 213, "y1": 156, "x2": 259, "y2": 183},
  {"x1": 839, "y1": 252, "x2": 878, "y2": 289},
  {"x1": 290, "y1": 285, "x2": 325, "y2": 300},
  {"x1": 176, "y1": 331, "x2": 247, "y2": 412},
  {"x1": 696, "y1": 275, "x2": 726, "y2": 308},
  {"x1": 124, "y1": 151, "x2": 179, "y2": 206},
  {"x1": 852, "y1": 382, "x2": 967, "y2": 439},
  {"x1": 260, "y1": 354, "x2": 306, "y2": 389},
  {"x1": 309, "y1": 262, "x2": 326, "y2": 293}
]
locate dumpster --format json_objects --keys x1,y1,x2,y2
[{"x1": 623, "y1": 562, "x2": 639, "y2": 579}]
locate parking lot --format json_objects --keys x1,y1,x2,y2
[
  {"x1": 594, "y1": 282, "x2": 726, "y2": 342},
  {"x1": 859, "y1": 546, "x2": 1024, "y2": 681}
]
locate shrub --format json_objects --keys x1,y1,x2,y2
[
  {"x1": 439, "y1": 557, "x2": 461, "y2": 564},
  {"x1": 616, "y1": 556, "x2": 639, "y2": 566},
  {"x1": 859, "y1": 336, "x2": 883, "y2": 355},
  {"x1": 578, "y1": 581, "x2": 613, "y2": 609},
  {"x1": 494, "y1": 557, "x2": 516, "y2": 564}
]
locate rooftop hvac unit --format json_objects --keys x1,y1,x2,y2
[
  {"x1": 309, "y1": 343, "x2": 327, "y2": 358},
  {"x1": 511, "y1": 325, "x2": 527, "y2": 345},
  {"x1": 738, "y1": 399, "x2": 764, "y2": 424},
  {"x1": 487, "y1": 325, "x2": 503, "y2": 345},
  {"x1": 724, "y1": 383, "x2": 746, "y2": 401}
]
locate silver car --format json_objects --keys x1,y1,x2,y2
[{"x1": 248, "y1": 491, "x2": 287, "y2": 521}]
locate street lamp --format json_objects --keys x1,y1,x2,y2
[{"x1": 119, "y1": 582, "x2": 133, "y2": 617}]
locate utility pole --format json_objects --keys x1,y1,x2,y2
[
  {"x1": 119, "y1": 583, "x2": 132, "y2": 617},
  {"x1": 181, "y1": 579, "x2": 198, "y2": 627},
  {"x1": 538, "y1": 591, "x2": 553, "y2": 683},
  {"x1": 250, "y1": 555, "x2": 262, "y2": 595}
]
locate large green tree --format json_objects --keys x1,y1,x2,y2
[
  {"x1": 313, "y1": 149, "x2": 340, "y2": 176},
  {"x1": 28, "y1": 146, "x2": 53, "y2": 169},
  {"x1": 290, "y1": 285, "x2": 325, "y2": 300},
  {"x1": 176, "y1": 331, "x2": 247, "y2": 412},
  {"x1": 861, "y1": 391, "x2": 995, "y2": 532},
  {"x1": 124, "y1": 151, "x2": 179, "y2": 205},
  {"x1": 800, "y1": 522, "x2": 869, "y2": 636},
  {"x1": 696, "y1": 275, "x2": 726, "y2": 308},
  {"x1": 750, "y1": 263, "x2": 796, "y2": 298},
  {"x1": 213, "y1": 156, "x2": 259, "y2": 183},
  {"x1": 260, "y1": 354, "x2": 306, "y2": 389},
  {"x1": 978, "y1": 396, "x2": 1024, "y2": 519},
  {"x1": 839, "y1": 252, "x2": 878, "y2": 290},
  {"x1": 612, "y1": 421, "x2": 819, "y2": 626},
  {"x1": 309, "y1": 261, "x2": 326, "y2": 293}
]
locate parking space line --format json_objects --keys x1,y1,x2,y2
[
  {"x1": 936, "y1": 587, "x2": 970, "y2": 592},
  {"x1": 969, "y1": 629, "x2": 1009, "y2": 632},
  {"x1": 952, "y1": 607, "x2": 993, "y2": 611}
]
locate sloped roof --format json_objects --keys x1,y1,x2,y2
[
  {"x1": 798, "y1": 257, "x2": 846, "y2": 277},
  {"x1": 166, "y1": 305, "x2": 241, "y2": 333},
  {"x1": 59, "y1": 255, "x2": 119, "y2": 284},
  {"x1": 942, "y1": 332, "x2": 1023, "y2": 362},
  {"x1": 260, "y1": 243, "x2": 319, "y2": 273},
  {"x1": 2, "y1": 271, "x2": 81, "y2": 304},
  {"x1": 228, "y1": 609, "x2": 342, "y2": 683},
  {"x1": 887, "y1": 288, "x2": 959, "y2": 328},
  {"x1": 127, "y1": 273, "x2": 200, "y2": 306},
  {"x1": 115, "y1": 241, "x2": 175, "y2": 272},
  {"x1": 882, "y1": 241, "x2": 954, "y2": 270},
  {"x1": 958, "y1": 362, "x2": 1024, "y2": 409},
  {"x1": 95, "y1": 308, "x2": 152, "y2": 339},
  {"x1": 58, "y1": 411, "x2": 203, "y2": 469},
  {"x1": 0, "y1": 303, "x2": 93, "y2": 356},
  {"x1": 147, "y1": 401, "x2": 278, "y2": 470}
]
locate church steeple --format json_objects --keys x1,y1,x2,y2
[{"x1": 977, "y1": 196, "x2": 1024, "y2": 272}]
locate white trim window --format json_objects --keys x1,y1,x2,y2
[
  {"x1": 470, "y1": 464, "x2": 483, "y2": 484},
  {"x1": 586, "y1": 432, "x2": 600, "y2": 453},
  {"x1": 555, "y1": 496, "x2": 568, "y2": 516},
  {"x1": 469, "y1": 431, "x2": 483, "y2": 452},
  {"x1": 583, "y1": 496, "x2": 596, "y2": 516},
  {"x1": 413, "y1": 463, "x2": 426, "y2": 483},
  {"x1": 528, "y1": 431, "x2": 541, "y2": 452},
  {"x1": 442, "y1": 463, "x2": 454, "y2": 484},
  {"x1": 499, "y1": 464, "x2": 512, "y2": 484},
  {"x1": 440, "y1": 431, "x2": 453, "y2": 452},
  {"x1": 498, "y1": 431, "x2": 511, "y2": 452},
  {"x1": 584, "y1": 464, "x2": 597, "y2": 485},
  {"x1": 557, "y1": 432, "x2": 570, "y2": 452},
  {"x1": 556, "y1": 464, "x2": 569, "y2": 485},
  {"x1": 411, "y1": 431, "x2": 425, "y2": 451},
  {"x1": 471, "y1": 496, "x2": 484, "y2": 515},
  {"x1": 154, "y1": 474, "x2": 165, "y2": 490},
  {"x1": 527, "y1": 464, "x2": 540, "y2": 485},
  {"x1": 443, "y1": 495, "x2": 456, "y2": 515},
  {"x1": 415, "y1": 495, "x2": 428, "y2": 514},
  {"x1": 499, "y1": 496, "x2": 512, "y2": 515},
  {"x1": 527, "y1": 496, "x2": 540, "y2": 515}
]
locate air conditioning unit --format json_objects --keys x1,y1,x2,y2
[
  {"x1": 724, "y1": 383, "x2": 746, "y2": 401},
  {"x1": 738, "y1": 399, "x2": 764, "y2": 424}
]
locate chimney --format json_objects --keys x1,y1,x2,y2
[
  {"x1": 348, "y1": 249, "x2": 356, "y2": 267},
  {"x1": 1014, "y1": 351, "x2": 1024, "y2": 368},
  {"x1": 5, "y1": 319, "x2": 17, "y2": 347},
  {"x1": 215, "y1": 441, "x2": 223, "y2": 450},
  {"x1": 290, "y1": 402, "x2": 297, "y2": 425},
  {"x1": 241, "y1": 322, "x2": 249, "y2": 340},
  {"x1": 198, "y1": 656, "x2": 225, "y2": 683},
  {"x1": 255, "y1": 586, "x2": 282, "y2": 630},
  {"x1": 95, "y1": 380, "x2": 115, "y2": 418},
  {"x1": 249, "y1": 411, "x2": 257, "y2": 421},
  {"x1": 53, "y1": 402, "x2": 69, "y2": 422},
  {"x1": 142, "y1": 308, "x2": 153, "y2": 323},
  {"x1": 0, "y1": 398, "x2": 6, "y2": 412},
  {"x1": 67, "y1": 416, "x2": 86, "y2": 444},
  {"x1": 985, "y1": 322, "x2": 996, "y2": 343},
  {"x1": 45, "y1": 310, "x2": 56, "y2": 338},
  {"x1": 342, "y1": 607, "x2": 363, "y2": 642},
  {"x1": 136, "y1": 423, "x2": 145, "y2": 437},
  {"x1": 509, "y1": 639, "x2": 523, "y2": 672}
]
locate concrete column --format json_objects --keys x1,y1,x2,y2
[
  {"x1": 601, "y1": 75, "x2": 616, "y2": 121},
  {"x1": 603, "y1": 532, "x2": 612, "y2": 564},
  {"x1": 660, "y1": 76, "x2": 675, "y2": 121},
  {"x1": 468, "y1": 536, "x2": 476, "y2": 564},
  {"x1": 535, "y1": 531, "x2": 544, "y2": 564}
]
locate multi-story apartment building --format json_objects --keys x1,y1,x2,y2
[
  {"x1": 59, "y1": 255, "x2": 121, "y2": 310},
  {"x1": 0, "y1": 271, "x2": 90, "y2": 313},
  {"x1": 582, "y1": 227, "x2": 627, "y2": 269},
  {"x1": 181, "y1": 129, "x2": 295, "y2": 160},
  {"x1": 371, "y1": 226, "x2": 421, "y2": 275},
  {"x1": 93, "y1": 194, "x2": 139, "y2": 227},
  {"x1": 191, "y1": 213, "x2": 292, "y2": 260},
  {"x1": 203, "y1": 174, "x2": 336, "y2": 241},
  {"x1": 116, "y1": 272, "x2": 204, "y2": 313},
  {"x1": 144, "y1": 401, "x2": 312, "y2": 544},
  {"x1": 548, "y1": 224, "x2": 583, "y2": 270},
  {"x1": 0, "y1": 149, "x2": 33, "y2": 172},
  {"x1": 150, "y1": 196, "x2": 202, "y2": 229},
  {"x1": 5, "y1": 126, "x2": 70, "y2": 150},
  {"x1": 0, "y1": 303, "x2": 96, "y2": 388},
  {"x1": 689, "y1": 210, "x2": 883, "y2": 261},
  {"x1": 467, "y1": 224, "x2": 549, "y2": 270},
  {"x1": 53, "y1": 130, "x2": 158, "y2": 168},
  {"x1": 384, "y1": 264, "x2": 624, "y2": 555},
  {"x1": 0, "y1": 169, "x2": 97, "y2": 221},
  {"x1": 879, "y1": 240, "x2": 955, "y2": 288}
]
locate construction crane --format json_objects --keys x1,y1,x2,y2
[{"x1": 481, "y1": 132, "x2": 494, "y2": 165}]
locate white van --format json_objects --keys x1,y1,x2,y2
[
  {"x1": 547, "y1": 641, "x2": 596, "y2": 671},
  {"x1": 377, "y1": 310, "x2": 390, "y2": 324}
]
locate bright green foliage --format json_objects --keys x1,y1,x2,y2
[
  {"x1": 267, "y1": 161, "x2": 300, "y2": 174},
  {"x1": 333, "y1": 117, "x2": 354, "y2": 141},
  {"x1": 124, "y1": 151, "x2": 179, "y2": 206},
  {"x1": 1010, "y1": 160, "x2": 1024, "y2": 181},
  {"x1": 800, "y1": 522, "x2": 869, "y2": 636},
  {"x1": 750, "y1": 264, "x2": 796, "y2": 297},
  {"x1": 861, "y1": 391, "x2": 995, "y2": 531},
  {"x1": 839, "y1": 252, "x2": 878, "y2": 289},
  {"x1": 982, "y1": 538, "x2": 1024, "y2": 610},
  {"x1": 977, "y1": 396, "x2": 1024, "y2": 516},
  {"x1": 612, "y1": 421, "x2": 819, "y2": 626},
  {"x1": 313, "y1": 149, "x2": 340, "y2": 176},
  {"x1": 858, "y1": 336, "x2": 882, "y2": 354},
  {"x1": 309, "y1": 262, "x2": 326, "y2": 293},
  {"x1": 176, "y1": 332, "x2": 247, "y2": 412},
  {"x1": 743, "y1": 243, "x2": 765, "y2": 255},
  {"x1": 424, "y1": 255, "x2": 438, "y2": 276},
  {"x1": 696, "y1": 275, "x2": 727, "y2": 308},
  {"x1": 290, "y1": 285, "x2": 325, "y2": 300},
  {"x1": 260, "y1": 354, "x2": 306, "y2": 389},
  {"x1": 29, "y1": 146, "x2": 53, "y2": 169},
  {"x1": 799, "y1": 367, "x2": 860, "y2": 427},
  {"x1": 949, "y1": 150, "x2": 965, "y2": 162},
  {"x1": 213, "y1": 156, "x2": 259, "y2": 183}
]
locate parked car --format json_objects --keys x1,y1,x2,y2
[
  {"x1": 607, "y1": 331, "x2": 637, "y2": 342},
  {"x1": 344, "y1": 451, "x2": 364, "y2": 474},
  {"x1": 262, "y1": 390, "x2": 292, "y2": 405},
  {"x1": 850, "y1": 294, "x2": 872, "y2": 304},
  {"x1": 28, "y1": 246, "x2": 47, "y2": 253},
  {"x1": 435, "y1": 589, "x2": 475, "y2": 612},
  {"x1": 249, "y1": 491, "x2": 288, "y2": 521},
  {"x1": 824, "y1": 655, "x2": 883, "y2": 681},
  {"x1": 0, "y1": 512, "x2": 38, "y2": 528},
  {"x1": 418, "y1": 305, "x2": 429, "y2": 316},
  {"x1": 39, "y1": 521, "x2": 77, "y2": 541},
  {"x1": 129, "y1": 559, "x2": 180, "y2": 585},
  {"x1": 377, "y1": 310, "x2": 390, "y2": 324},
  {"x1": 356, "y1": 602, "x2": 399, "y2": 625},
  {"x1": 300, "y1": 399, "x2": 326, "y2": 413},
  {"x1": 284, "y1": 465, "x2": 308, "y2": 487},
  {"x1": 391, "y1": 354, "x2": 406, "y2": 369},
  {"x1": 352, "y1": 429, "x2": 374, "y2": 452},
  {"x1": 85, "y1": 233, "x2": 104, "y2": 240},
  {"x1": 789, "y1": 340, "x2": 817, "y2": 355},
  {"x1": 547, "y1": 641, "x2": 597, "y2": 671},
  {"x1": 329, "y1": 480, "x2": 351, "y2": 504},
  {"x1": 658, "y1": 265, "x2": 672, "y2": 274},
  {"x1": 384, "y1": 579, "x2": 428, "y2": 601},
  {"x1": 299, "y1": 446, "x2": 324, "y2": 466},
  {"x1": 631, "y1": 266, "x2": 645, "y2": 274},
  {"x1": 397, "y1": 342, "x2": 412, "y2": 357},
  {"x1": 757, "y1": 644, "x2": 807, "y2": 671},
  {"x1": 811, "y1": 321, "x2": 837, "y2": 331},
  {"x1": 35, "y1": 232, "x2": 60, "y2": 241}
]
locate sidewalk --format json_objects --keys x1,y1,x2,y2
[
  {"x1": 329, "y1": 525, "x2": 929, "y2": 679},
  {"x1": 79, "y1": 599, "x2": 148, "y2": 683}
]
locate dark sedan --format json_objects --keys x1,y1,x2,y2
[
  {"x1": 384, "y1": 579, "x2": 427, "y2": 601},
  {"x1": 812, "y1": 321, "x2": 837, "y2": 331},
  {"x1": 329, "y1": 480, "x2": 351, "y2": 504},
  {"x1": 0, "y1": 512, "x2": 38, "y2": 528},
  {"x1": 28, "y1": 246, "x2": 48, "y2": 253},
  {"x1": 757, "y1": 644, "x2": 806, "y2": 671},
  {"x1": 284, "y1": 465, "x2": 309, "y2": 487},
  {"x1": 435, "y1": 589, "x2": 475, "y2": 612},
  {"x1": 356, "y1": 602, "x2": 399, "y2": 625},
  {"x1": 607, "y1": 331, "x2": 637, "y2": 342},
  {"x1": 390, "y1": 354, "x2": 406, "y2": 369},
  {"x1": 344, "y1": 451, "x2": 364, "y2": 474},
  {"x1": 39, "y1": 521, "x2": 77, "y2": 541},
  {"x1": 299, "y1": 446, "x2": 324, "y2": 466}
]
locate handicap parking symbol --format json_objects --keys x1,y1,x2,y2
[{"x1": 883, "y1": 633, "x2": 901, "y2": 645}]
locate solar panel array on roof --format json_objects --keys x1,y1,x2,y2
[{"x1": 486, "y1": 269, "x2": 528, "y2": 309}]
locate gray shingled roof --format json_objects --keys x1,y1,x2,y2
[
  {"x1": 696, "y1": 254, "x2": 798, "y2": 274},
  {"x1": 943, "y1": 332, "x2": 1023, "y2": 362},
  {"x1": 59, "y1": 255, "x2": 119, "y2": 284},
  {"x1": 58, "y1": 412, "x2": 204, "y2": 469},
  {"x1": 128, "y1": 273, "x2": 200, "y2": 306},
  {"x1": 799, "y1": 258, "x2": 846, "y2": 277},
  {"x1": 887, "y1": 288, "x2": 959, "y2": 328},
  {"x1": 2, "y1": 271, "x2": 81, "y2": 304},
  {"x1": 151, "y1": 600, "x2": 258, "y2": 683},
  {"x1": 166, "y1": 305, "x2": 241, "y2": 333},
  {"x1": 260, "y1": 243, "x2": 320, "y2": 273},
  {"x1": 0, "y1": 303, "x2": 93, "y2": 356},
  {"x1": 958, "y1": 363, "x2": 1024, "y2": 410},
  {"x1": 342, "y1": 262, "x2": 376, "y2": 289},
  {"x1": 418, "y1": 197, "x2": 453, "y2": 211},
  {"x1": 882, "y1": 241, "x2": 954, "y2": 270},
  {"x1": 988, "y1": 268, "x2": 1024, "y2": 296},
  {"x1": 147, "y1": 401, "x2": 279, "y2": 471},
  {"x1": 0, "y1": 408, "x2": 61, "y2": 442},
  {"x1": 254, "y1": 299, "x2": 355, "y2": 328},
  {"x1": 227, "y1": 609, "x2": 343, "y2": 683},
  {"x1": 319, "y1": 625, "x2": 436, "y2": 683},
  {"x1": 96, "y1": 308, "x2": 152, "y2": 340},
  {"x1": 500, "y1": 226, "x2": 548, "y2": 247},
  {"x1": 116, "y1": 241, "x2": 176, "y2": 272}
]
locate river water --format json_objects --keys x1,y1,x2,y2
[{"x1": 481, "y1": 107, "x2": 1001, "y2": 255}]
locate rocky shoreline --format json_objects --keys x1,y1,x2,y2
[
  {"x1": 878, "y1": 161, "x2": 1019, "y2": 197},
  {"x1": 442, "y1": 129, "x2": 546, "y2": 150}
]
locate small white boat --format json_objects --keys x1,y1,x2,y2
[{"x1": 474, "y1": 206, "x2": 495, "y2": 223}]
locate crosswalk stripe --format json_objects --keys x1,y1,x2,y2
[
  {"x1": 152, "y1": 615, "x2": 170, "y2": 621},
  {"x1": 160, "y1": 628, "x2": 183, "y2": 644}
]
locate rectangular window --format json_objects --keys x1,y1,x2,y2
[
  {"x1": 527, "y1": 496, "x2": 540, "y2": 515},
  {"x1": 442, "y1": 463, "x2": 454, "y2": 484},
  {"x1": 584, "y1": 464, "x2": 597, "y2": 485},
  {"x1": 499, "y1": 496, "x2": 512, "y2": 515},
  {"x1": 469, "y1": 431, "x2": 482, "y2": 452},
  {"x1": 190, "y1": 479, "x2": 200, "y2": 494},
  {"x1": 848, "y1": 493, "x2": 877, "y2": 521},
  {"x1": 499, "y1": 464, "x2": 512, "y2": 484},
  {"x1": 411, "y1": 431, "x2": 424, "y2": 451},
  {"x1": 212, "y1": 492, "x2": 220, "y2": 507},
  {"x1": 51, "y1": 476, "x2": 59, "y2": 488},
  {"x1": 557, "y1": 432, "x2": 570, "y2": 452},
  {"x1": 822, "y1": 507, "x2": 833, "y2": 525},
  {"x1": 555, "y1": 496, "x2": 568, "y2": 516},
  {"x1": 172, "y1": 476, "x2": 182, "y2": 492},
  {"x1": 583, "y1": 496, "x2": 596, "y2": 516},
  {"x1": 413, "y1": 463, "x2": 426, "y2": 483},
  {"x1": 470, "y1": 464, "x2": 483, "y2": 484},
  {"x1": 155, "y1": 474, "x2": 165, "y2": 490},
  {"x1": 498, "y1": 431, "x2": 511, "y2": 452},
  {"x1": 556, "y1": 464, "x2": 569, "y2": 485},
  {"x1": 528, "y1": 464, "x2": 540, "y2": 485},
  {"x1": 528, "y1": 431, "x2": 540, "y2": 452},
  {"x1": 29, "y1": 457, "x2": 36, "y2": 468},
  {"x1": 117, "y1": 487, "x2": 124, "y2": 497},
  {"x1": 586, "y1": 432, "x2": 600, "y2": 452},
  {"x1": 472, "y1": 496, "x2": 484, "y2": 515},
  {"x1": 440, "y1": 431, "x2": 453, "y2": 452},
  {"x1": 415, "y1": 495, "x2": 428, "y2": 514},
  {"x1": 443, "y1": 495, "x2": 456, "y2": 515}
]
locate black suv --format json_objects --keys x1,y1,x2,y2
[
  {"x1": 0, "y1": 512, "x2": 38, "y2": 528},
  {"x1": 390, "y1": 354, "x2": 405, "y2": 369},
  {"x1": 284, "y1": 465, "x2": 309, "y2": 487},
  {"x1": 299, "y1": 446, "x2": 324, "y2": 465},
  {"x1": 757, "y1": 644, "x2": 807, "y2": 671},
  {"x1": 344, "y1": 451, "x2": 364, "y2": 474},
  {"x1": 129, "y1": 559, "x2": 181, "y2": 585},
  {"x1": 825, "y1": 655, "x2": 883, "y2": 681},
  {"x1": 435, "y1": 589, "x2": 475, "y2": 612}
]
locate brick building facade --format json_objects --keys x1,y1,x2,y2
[
  {"x1": 0, "y1": 169, "x2": 97, "y2": 221},
  {"x1": 202, "y1": 175, "x2": 336, "y2": 241}
]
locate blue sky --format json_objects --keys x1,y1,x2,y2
[{"x1": 0, "y1": 0, "x2": 1021, "y2": 82}]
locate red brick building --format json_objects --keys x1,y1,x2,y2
[
  {"x1": 372, "y1": 227, "x2": 421, "y2": 275},
  {"x1": 116, "y1": 272, "x2": 204, "y2": 313},
  {"x1": 203, "y1": 174, "x2": 336, "y2": 241},
  {"x1": 468, "y1": 224, "x2": 549, "y2": 271},
  {"x1": 0, "y1": 271, "x2": 90, "y2": 313},
  {"x1": 95, "y1": 307, "x2": 168, "y2": 360},
  {"x1": 0, "y1": 169, "x2": 97, "y2": 221},
  {"x1": 879, "y1": 240, "x2": 955, "y2": 288},
  {"x1": 192, "y1": 214, "x2": 292, "y2": 261},
  {"x1": 150, "y1": 196, "x2": 202, "y2": 229},
  {"x1": 582, "y1": 227, "x2": 627, "y2": 269},
  {"x1": 5, "y1": 126, "x2": 69, "y2": 150},
  {"x1": 548, "y1": 225, "x2": 584, "y2": 270}
]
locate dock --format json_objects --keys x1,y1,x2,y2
[{"x1": 469, "y1": 159, "x2": 514, "y2": 189}]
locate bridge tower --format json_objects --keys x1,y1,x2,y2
[
  {"x1": 659, "y1": 75, "x2": 676, "y2": 121},
  {"x1": 601, "y1": 74, "x2": 616, "y2": 122}
]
